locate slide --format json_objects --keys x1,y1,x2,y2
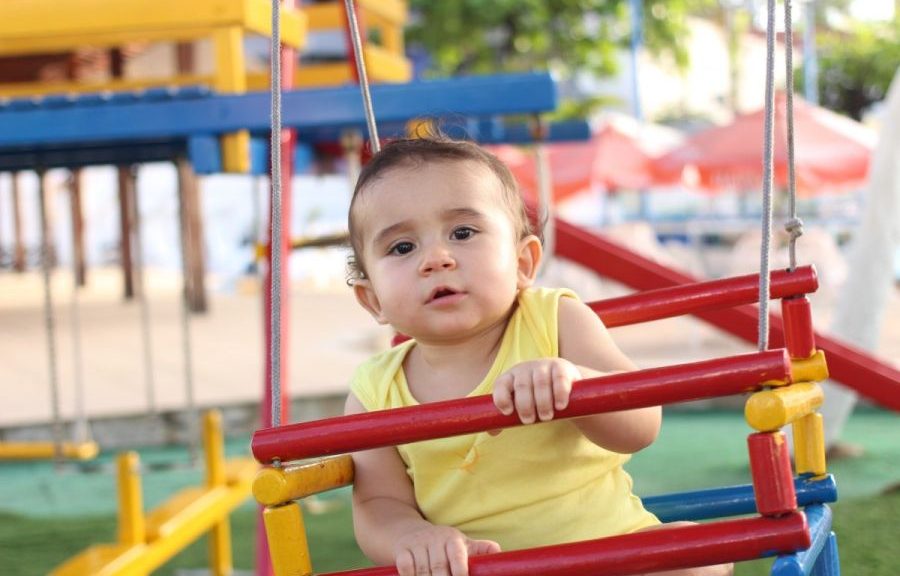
[{"x1": 554, "y1": 218, "x2": 900, "y2": 412}]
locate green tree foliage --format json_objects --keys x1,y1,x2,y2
[
  {"x1": 797, "y1": 16, "x2": 900, "y2": 120},
  {"x1": 405, "y1": 1, "x2": 714, "y2": 85}
]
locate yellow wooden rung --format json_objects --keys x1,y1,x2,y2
[
  {"x1": 745, "y1": 382, "x2": 824, "y2": 432},
  {"x1": 791, "y1": 350, "x2": 829, "y2": 383},
  {"x1": 49, "y1": 543, "x2": 145, "y2": 576},
  {"x1": 0, "y1": 441, "x2": 99, "y2": 460},
  {"x1": 254, "y1": 455, "x2": 354, "y2": 507},
  {"x1": 264, "y1": 503, "x2": 312, "y2": 576},
  {"x1": 225, "y1": 457, "x2": 260, "y2": 486},
  {"x1": 794, "y1": 413, "x2": 827, "y2": 476}
]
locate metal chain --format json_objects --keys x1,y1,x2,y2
[{"x1": 69, "y1": 174, "x2": 89, "y2": 443}]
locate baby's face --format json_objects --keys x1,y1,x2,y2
[{"x1": 351, "y1": 160, "x2": 538, "y2": 343}]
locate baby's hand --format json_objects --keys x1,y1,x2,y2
[
  {"x1": 492, "y1": 359, "x2": 582, "y2": 424},
  {"x1": 393, "y1": 525, "x2": 500, "y2": 576}
]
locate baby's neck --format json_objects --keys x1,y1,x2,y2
[{"x1": 404, "y1": 322, "x2": 507, "y2": 403}]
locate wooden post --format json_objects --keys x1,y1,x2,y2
[
  {"x1": 109, "y1": 48, "x2": 135, "y2": 300},
  {"x1": 40, "y1": 171, "x2": 58, "y2": 268},
  {"x1": 176, "y1": 158, "x2": 207, "y2": 313},
  {"x1": 11, "y1": 173, "x2": 26, "y2": 272},
  {"x1": 117, "y1": 165, "x2": 136, "y2": 300},
  {"x1": 69, "y1": 170, "x2": 86, "y2": 286},
  {"x1": 175, "y1": 42, "x2": 208, "y2": 313}
]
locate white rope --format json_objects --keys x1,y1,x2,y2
[
  {"x1": 783, "y1": 0, "x2": 803, "y2": 270},
  {"x1": 757, "y1": 0, "x2": 778, "y2": 351},
  {"x1": 270, "y1": 0, "x2": 284, "y2": 429},
  {"x1": 343, "y1": 0, "x2": 381, "y2": 152}
]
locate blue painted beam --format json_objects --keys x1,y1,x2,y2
[
  {"x1": 643, "y1": 475, "x2": 837, "y2": 522},
  {"x1": 0, "y1": 73, "x2": 556, "y2": 148},
  {"x1": 771, "y1": 504, "x2": 835, "y2": 576}
]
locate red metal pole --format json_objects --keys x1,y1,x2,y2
[
  {"x1": 252, "y1": 349, "x2": 790, "y2": 463},
  {"x1": 320, "y1": 512, "x2": 810, "y2": 576},
  {"x1": 748, "y1": 432, "x2": 798, "y2": 516},
  {"x1": 555, "y1": 218, "x2": 900, "y2": 412},
  {"x1": 258, "y1": 2, "x2": 297, "y2": 574},
  {"x1": 590, "y1": 267, "x2": 818, "y2": 328}
]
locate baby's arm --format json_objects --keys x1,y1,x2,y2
[
  {"x1": 345, "y1": 394, "x2": 500, "y2": 576},
  {"x1": 556, "y1": 296, "x2": 661, "y2": 453},
  {"x1": 492, "y1": 297, "x2": 660, "y2": 454}
]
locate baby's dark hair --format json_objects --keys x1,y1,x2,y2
[{"x1": 347, "y1": 135, "x2": 539, "y2": 282}]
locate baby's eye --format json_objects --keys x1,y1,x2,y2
[
  {"x1": 451, "y1": 226, "x2": 477, "y2": 241},
  {"x1": 388, "y1": 241, "x2": 415, "y2": 256}
]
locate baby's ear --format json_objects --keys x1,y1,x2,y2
[
  {"x1": 516, "y1": 235, "x2": 543, "y2": 289},
  {"x1": 353, "y1": 279, "x2": 389, "y2": 324}
]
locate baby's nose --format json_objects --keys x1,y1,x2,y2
[{"x1": 419, "y1": 247, "x2": 456, "y2": 274}]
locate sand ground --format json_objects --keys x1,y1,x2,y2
[{"x1": 1, "y1": 261, "x2": 898, "y2": 433}]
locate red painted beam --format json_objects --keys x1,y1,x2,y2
[
  {"x1": 321, "y1": 512, "x2": 809, "y2": 576},
  {"x1": 252, "y1": 349, "x2": 789, "y2": 464},
  {"x1": 555, "y1": 218, "x2": 900, "y2": 412},
  {"x1": 589, "y1": 266, "x2": 818, "y2": 328}
]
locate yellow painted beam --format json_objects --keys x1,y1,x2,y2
[
  {"x1": 0, "y1": 0, "x2": 305, "y2": 50},
  {"x1": 205, "y1": 411, "x2": 226, "y2": 487},
  {"x1": 0, "y1": 440, "x2": 98, "y2": 460},
  {"x1": 358, "y1": 0, "x2": 408, "y2": 25},
  {"x1": 264, "y1": 503, "x2": 313, "y2": 576},
  {"x1": 793, "y1": 413, "x2": 827, "y2": 477},
  {"x1": 303, "y1": 3, "x2": 344, "y2": 30},
  {"x1": 745, "y1": 382, "x2": 824, "y2": 432},
  {"x1": 363, "y1": 45, "x2": 412, "y2": 82},
  {"x1": 0, "y1": 75, "x2": 213, "y2": 98},
  {"x1": 214, "y1": 25, "x2": 251, "y2": 173},
  {"x1": 49, "y1": 543, "x2": 147, "y2": 576},
  {"x1": 254, "y1": 455, "x2": 354, "y2": 506},
  {"x1": 117, "y1": 452, "x2": 146, "y2": 547},
  {"x1": 294, "y1": 64, "x2": 356, "y2": 87}
]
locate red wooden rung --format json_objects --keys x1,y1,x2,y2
[
  {"x1": 748, "y1": 432, "x2": 798, "y2": 516},
  {"x1": 320, "y1": 513, "x2": 809, "y2": 576},
  {"x1": 781, "y1": 296, "x2": 816, "y2": 359},
  {"x1": 591, "y1": 266, "x2": 818, "y2": 328},
  {"x1": 252, "y1": 349, "x2": 791, "y2": 464}
]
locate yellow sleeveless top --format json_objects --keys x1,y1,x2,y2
[{"x1": 350, "y1": 287, "x2": 659, "y2": 551}]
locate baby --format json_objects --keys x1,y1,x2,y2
[{"x1": 344, "y1": 136, "x2": 731, "y2": 576}]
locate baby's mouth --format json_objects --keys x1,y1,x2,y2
[{"x1": 427, "y1": 287, "x2": 459, "y2": 303}]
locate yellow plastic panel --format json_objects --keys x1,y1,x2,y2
[
  {"x1": 264, "y1": 503, "x2": 313, "y2": 576},
  {"x1": 745, "y1": 382, "x2": 824, "y2": 432},
  {"x1": 793, "y1": 413, "x2": 827, "y2": 476},
  {"x1": 295, "y1": 64, "x2": 356, "y2": 87},
  {"x1": 254, "y1": 455, "x2": 354, "y2": 506}
]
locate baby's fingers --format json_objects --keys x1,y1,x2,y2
[
  {"x1": 551, "y1": 361, "x2": 578, "y2": 411},
  {"x1": 467, "y1": 538, "x2": 501, "y2": 557},
  {"x1": 445, "y1": 538, "x2": 469, "y2": 576},
  {"x1": 492, "y1": 373, "x2": 515, "y2": 416}
]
